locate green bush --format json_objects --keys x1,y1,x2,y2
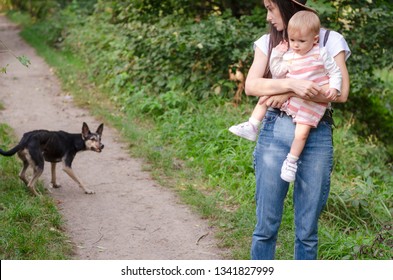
[
  {"x1": 322, "y1": 0, "x2": 393, "y2": 157},
  {"x1": 59, "y1": 9, "x2": 263, "y2": 109}
]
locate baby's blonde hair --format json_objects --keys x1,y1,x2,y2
[{"x1": 287, "y1": 10, "x2": 320, "y2": 36}]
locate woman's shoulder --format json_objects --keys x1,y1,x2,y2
[
  {"x1": 255, "y1": 33, "x2": 270, "y2": 42},
  {"x1": 320, "y1": 28, "x2": 346, "y2": 42},
  {"x1": 254, "y1": 34, "x2": 270, "y2": 55},
  {"x1": 319, "y1": 28, "x2": 351, "y2": 60}
]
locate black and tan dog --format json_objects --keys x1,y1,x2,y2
[{"x1": 0, "y1": 122, "x2": 104, "y2": 195}]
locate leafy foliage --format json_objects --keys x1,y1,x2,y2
[
  {"x1": 54, "y1": 2, "x2": 265, "y2": 111},
  {"x1": 321, "y1": 0, "x2": 393, "y2": 155},
  {"x1": 100, "y1": 0, "x2": 263, "y2": 23}
]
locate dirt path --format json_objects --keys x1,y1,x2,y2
[{"x1": 0, "y1": 15, "x2": 224, "y2": 260}]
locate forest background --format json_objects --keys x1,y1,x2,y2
[{"x1": 0, "y1": 0, "x2": 392, "y2": 259}]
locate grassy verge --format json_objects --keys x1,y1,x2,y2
[
  {"x1": 0, "y1": 123, "x2": 73, "y2": 259},
  {"x1": 7, "y1": 11, "x2": 393, "y2": 260}
]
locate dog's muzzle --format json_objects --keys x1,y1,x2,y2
[
  {"x1": 92, "y1": 144, "x2": 104, "y2": 153},
  {"x1": 98, "y1": 144, "x2": 104, "y2": 152}
]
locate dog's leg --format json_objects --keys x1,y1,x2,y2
[
  {"x1": 26, "y1": 145, "x2": 45, "y2": 196},
  {"x1": 27, "y1": 165, "x2": 43, "y2": 196},
  {"x1": 17, "y1": 150, "x2": 29, "y2": 185},
  {"x1": 50, "y1": 162, "x2": 61, "y2": 188},
  {"x1": 62, "y1": 165, "x2": 95, "y2": 194}
]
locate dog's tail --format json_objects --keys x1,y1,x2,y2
[{"x1": 0, "y1": 144, "x2": 23, "y2": 157}]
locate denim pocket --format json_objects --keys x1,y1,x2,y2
[
  {"x1": 263, "y1": 109, "x2": 279, "y2": 123},
  {"x1": 261, "y1": 110, "x2": 279, "y2": 131}
]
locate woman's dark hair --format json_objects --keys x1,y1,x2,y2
[{"x1": 264, "y1": 0, "x2": 305, "y2": 78}]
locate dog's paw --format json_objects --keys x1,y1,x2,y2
[
  {"x1": 28, "y1": 186, "x2": 40, "y2": 196},
  {"x1": 50, "y1": 183, "x2": 62, "y2": 189},
  {"x1": 84, "y1": 189, "x2": 95, "y2": 194}
]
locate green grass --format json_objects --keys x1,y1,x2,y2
[
  {"x1": 6, "y1": 11, "x2": 393, "y2": 260},
  {"x1": 0, "y1": 124, "x2": 73, "y2": 259}
]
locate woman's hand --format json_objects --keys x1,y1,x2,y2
[{"x1": 286, "y1": 78, "x2": 321, "y2": 99}]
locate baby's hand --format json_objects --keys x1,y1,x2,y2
[
  {"x1": 275, "y1": 40, "x2": 288, "y2": 53},
  {"x1": 325, "y1": 88, "x2": 339, "y2": 101}
]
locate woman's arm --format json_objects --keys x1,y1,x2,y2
[
  {"x1": 245, "y1": 47, "x2": 321, "y2": 98},
  {"x1": 307, "y1": 51, "x2": 350, "y2": 103},
  {"x1": 332, "y1": 51, "x2": 350, "y2": 103}
]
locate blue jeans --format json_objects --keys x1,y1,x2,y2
[{"x1": 251, "y1": 109, "x2": 333, "y2": 260}]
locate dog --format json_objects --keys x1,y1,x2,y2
[{"x1": 0, "y1": 122, "x2": 104, "y2": 195}]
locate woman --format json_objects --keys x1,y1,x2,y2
[{"x1": 246, "y1": 0, "x2": 351, "y2": 260}]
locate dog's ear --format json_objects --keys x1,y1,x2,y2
[
  {"x1": 82, "y1": 122, "x2": 90, "y2": 139},
  {"x1": 96, "y1": 123, "x2": 104, "y2": 136}
]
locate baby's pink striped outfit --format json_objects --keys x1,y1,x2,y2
[{"x1": 270, "y1": 44, "x2": 342, "y2": 127}]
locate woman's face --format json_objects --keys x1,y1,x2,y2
[{"x1": 264, "y1": 0, "x2": 284, "y2": 31}]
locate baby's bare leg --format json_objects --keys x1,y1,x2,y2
[
  {"x1": 290, "y1": 123, "x2": 312, "y2": 158},
  {"x1": 251, "y1": 98, "x2": 268, "y2": 121}
]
